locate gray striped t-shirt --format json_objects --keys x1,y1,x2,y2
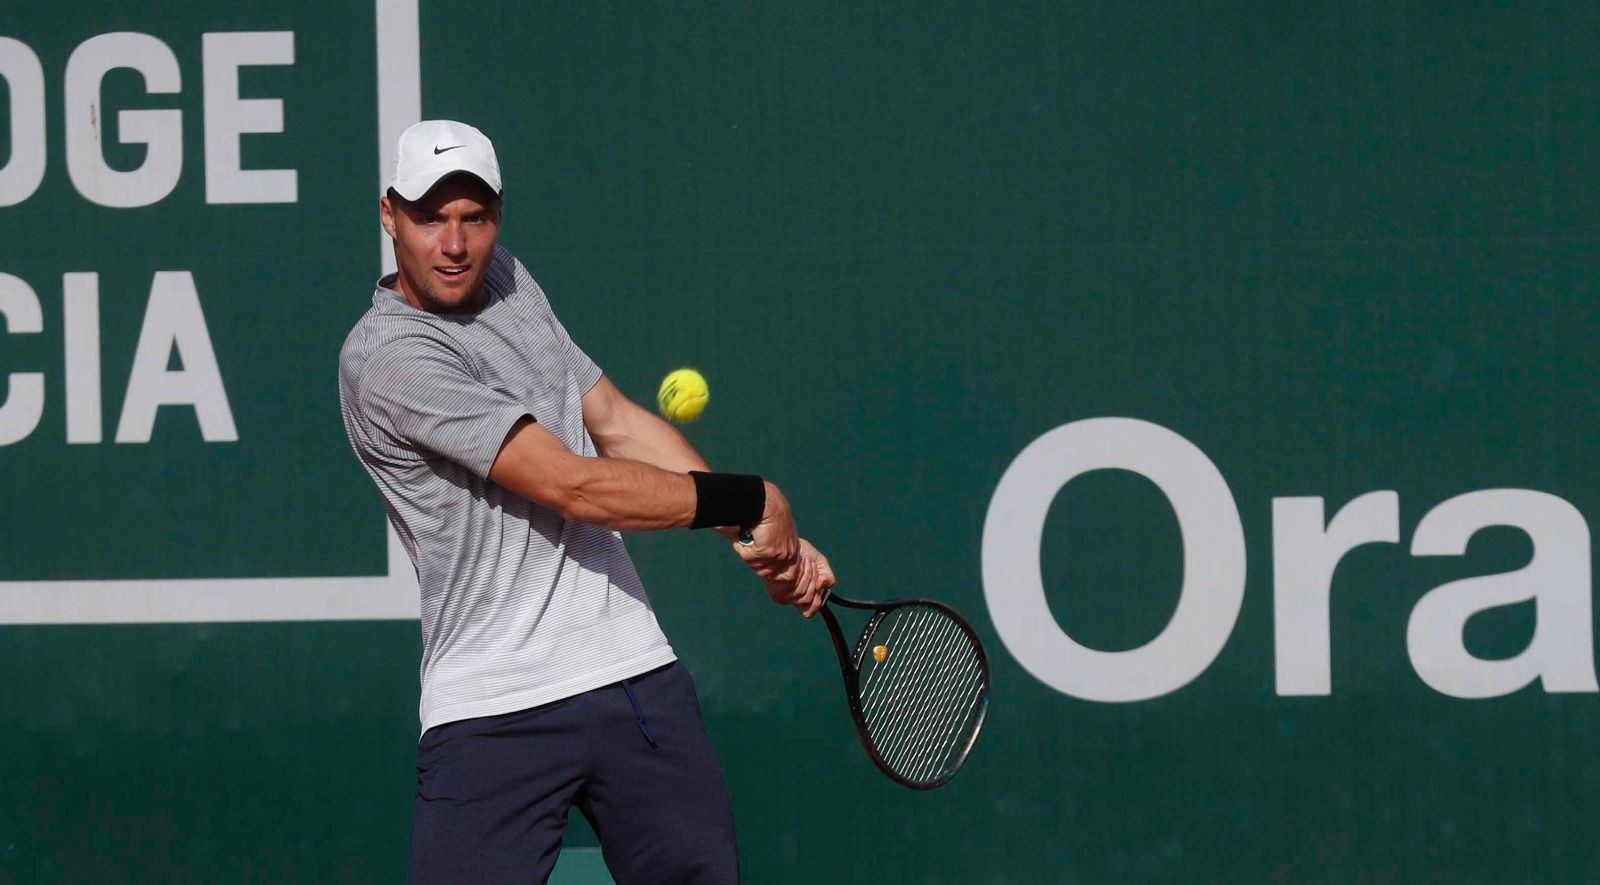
[{"x1": 338, "y1": 245, "x2": 674, "y2": 734}]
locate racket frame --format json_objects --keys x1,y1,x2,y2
[{"x1": 819, "y1": 592, "x2": 991, "y2": 790}]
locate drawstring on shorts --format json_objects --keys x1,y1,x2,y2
[{"x1": 621, "y1": 678, "x2": 658, "y2": 749}]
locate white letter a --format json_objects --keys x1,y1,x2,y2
[
  {"x1": 1408, "y1": 489, "x2": 1595, "y2": 698},
  {"x1": 115, "y1": 271, "x2": 239, "y2": 443}
]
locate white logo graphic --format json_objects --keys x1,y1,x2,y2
[
  {"x1": 983, "y1": 418, "x2": 1595, "y2": 700},
  {"x1": 0, "y1": 2, "x2": 424, "y2": 624}
]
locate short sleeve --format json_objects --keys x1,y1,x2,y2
[
  {"x1": 503, "y1": 249, "x2": 602, "y2": 394},
  {"x1": 357, "y1": 336, "x2": 531, "y2": 478},
  {"x1": 548, "y1": 303, "x2": 602, "y2": 394}
]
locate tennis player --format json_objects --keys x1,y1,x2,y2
[{"x1": 338, "y1": 120, "x2": 836, "y2": 884}]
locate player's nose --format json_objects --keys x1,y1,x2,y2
[{"x1": 439, "y1": 222, "x2": 468, "y2": 258}]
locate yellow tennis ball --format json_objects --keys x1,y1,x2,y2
[
  {"x1": 873, "y1": 645, "x2": 889, "y2": 664},
  {"x1": 657, "y1": 368, "x2": 710, "y2": 423}
]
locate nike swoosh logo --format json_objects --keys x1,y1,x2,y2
[{"x1": 433, "y1": 144, "x2": 466, "y2": 155}]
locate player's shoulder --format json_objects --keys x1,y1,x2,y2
[
  {"x1": 486, "y1": 244, "x2": 551, "y2": 308},
  {"x1": 486, "y1": 244, "x2": 520, "y2": 292},
  {"x1": 339, "y1": 293, "x2": 466, "y2": 386}
]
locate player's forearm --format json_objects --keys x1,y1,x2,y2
[
  {"x1": 564, "y1": 459, "x2": 702, "y2": 530},
  {"x1": 592, "y1": 400, "x2": 711, "y2": 473},
  {"x1": 518, "y1": 454, "x2": 698, "y2": 531},
  {"x1": 490, "y1": 417, "x2": 696, "y2": 530}
]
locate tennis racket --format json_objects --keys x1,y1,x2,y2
[
  {"x1": 739, "y1": 532, "x2": 991, "y2": 788},
  {"x1": 814, "y1": 589, "x2": 992, "y2": 790}
]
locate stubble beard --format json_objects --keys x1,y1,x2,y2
[{"x1": 402, "y1": 265, "x2": 488, "y2": 314}]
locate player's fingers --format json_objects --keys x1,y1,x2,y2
[
  {"x1": 785, "y1": 557, "x2": 812, "y2": 604},
  {"x1": 803, "y1": 561, "x2": 825, "y2": 615},
  {"x1": 744, "y1": 527, "x2": 799, "y2": 574},
  {"x1": 762, "y1": 572, "x2": 796, "y2": 604},
  {"x1": 747, "y1": 555, "x2": 785, "y2": 579},
  {"x1": 773, "y1": 555, "x2": 805, "y2": 584},
  {"x1": 800, "y1": 586, "x2": 825, "y2": 618},
  {"x1": 811, "y1": 552, "x2": 837, "y2": 594},
  {"x1": 792, "y1": 556, "x2": 820, "y2": 617},
  {"x1": 767, "y1": 516, "x2": 799, "y2": 562}
]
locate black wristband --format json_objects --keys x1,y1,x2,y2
[{"x1": 688, "y1": 471, "x2": 766, "y2": 530}]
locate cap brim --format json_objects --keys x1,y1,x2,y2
[{"x1": 391, "y1": 170, "x2": 502, "y2": 203}]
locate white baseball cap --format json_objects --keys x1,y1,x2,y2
[{"x1": 389, "y1": 120, "x2": 503, "y2": 201}]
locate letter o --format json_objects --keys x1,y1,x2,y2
[
  {"x1": 64, "y1": 32, "x2": 183, "y2": 208},
  {"x1": 981, "y1": 417, "x2": 1247, "y2": 701}
]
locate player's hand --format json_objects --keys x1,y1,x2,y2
[
  {"x1": 761, "y1": 539, "x2": 835, "y2": 618},
  {"x1": 797, "y1": 539, "x2": 836, "y2": 617},
  {"x1": 734, "y1": 481, "x2": 800, "y2": 577}
]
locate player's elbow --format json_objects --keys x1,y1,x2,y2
[{"x1": 489, "y1": 430, "x2": 611, "y2": 523}]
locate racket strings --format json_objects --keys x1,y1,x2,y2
[
  {"x1": 870, "y1": 616, "x2": 983, "y2": 782},
  {"x1": 892, "y1": 625, "x2": 985, "y2": 784},
  {"x1": 900, "y1": 635, "x2": 986, "y2": 783},
  {"x1": 859, "y1": 605, "x2": 915, "y2": 699},
  {"x1": 856, "y1": 605, "x2": 987, "y2": 785}
]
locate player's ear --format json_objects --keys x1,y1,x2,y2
[{"x1": 379, "y1": 196, "x2": 397, "y2": 238}]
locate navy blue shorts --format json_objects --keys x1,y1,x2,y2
[{"x1": 408, "y1": 661, "x2": 739, "y2": 884}]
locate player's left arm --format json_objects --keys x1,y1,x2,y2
[{"x1": 582, "y1": 374, "x2": 711, "y2": 472}]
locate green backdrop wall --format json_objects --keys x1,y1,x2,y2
[{"x1": 3, "y1": 2, "x2": 1597, "y2": 881}]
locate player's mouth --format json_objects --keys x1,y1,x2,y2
[{"x1": 434, "y1": 264, "x2": 471, "y2": 283}]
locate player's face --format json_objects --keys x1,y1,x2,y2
[{"x1": 381, "y1": 176, "x2": 502, "y2": 313}]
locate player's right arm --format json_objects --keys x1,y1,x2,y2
[
  {"x1": 491, "y1": 417, "x2": 803, "y2": 560},
  {"x1": 488, "y1": 416, "x2": 699, "y2": 531},
  {"x1": 493, "y1": 417, "x2": 823, "y2": 614}
]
